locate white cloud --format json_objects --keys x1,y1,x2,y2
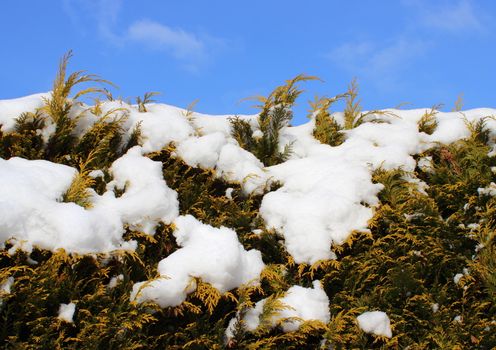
[
  {"x1": 325, "y1": 0, "x2": 491, "y2": 93},
  {"x1": 403, "y1": 0, "x2": 484, "y2": 33},
  {"x1": 368, "y1": 39, "x2": 429, "y2": 75},
  {"x1": 61, "y1": 0, "x2": 224, "y2": 71},
  {"x1": 62, "y1": 0, "x2": 123, "y2": 41},
  {"x1": 96, "y1": 0, "x2": 123, "y2": 42},
  {"x1": 127, "y1": 20, "x2": 206, "y2": 60},
  {"x1": 328, "y1": 38, "x2": 429, "y2": 81}
]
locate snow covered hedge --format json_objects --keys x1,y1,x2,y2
[{"x1": 0, "y1": 53, "x2": 495, "y2": 348}]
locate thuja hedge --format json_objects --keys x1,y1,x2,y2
[{"x1": 0, "y1": 54, "x2": 495, "y2": 349}]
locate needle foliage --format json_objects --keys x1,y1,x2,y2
[{"x1": 1, "y1": 54, "x2": 495, "y2": 349}]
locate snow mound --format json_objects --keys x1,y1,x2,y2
[
  {"x1": 1, "y1": 93, "x2": 496, "y2": 271},
  {"x1": 58, "y1": 303, "x2": 76, "y2": 323},
  {"x1": 261, "y1": 156, "x2": 382, "y2": 264},
  {"x1": 356, "y1": 311, "x2": 392, "y2": 338},
  {"x1": 81, "y1": 101, "x2": 268, "y2": 195},
  {"x1": 0, "y1": 147, "x2": 178, "y2": 253},
  {"x1": 0, "y1": 93, "x2": 49, "y2": 132},
  {"x1": 216, "y1": 143, "x2": 268, "y2": 195},
  {"x1": 95, "y1": 146, "x2": 179, "y2": 235},
  {"x1": 176, "y1": 132, "x2": 227, "y2": 169},
  {"x1": 226, "y1": 280, "x2": 330, "y2": 338},
  {"x1": 131, "y1": 215, "x2": 265, "y2": 308}
]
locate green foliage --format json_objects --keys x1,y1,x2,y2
[
  {"x1": 464, "y1": 114, "x2": 495, "y2": 145},
  {"x1": 62, "y1": 159, "x2": 95, "y2": 209},
  {"x1": 343, "y1": 79, "x2": 396, "y2": 130},
  {"x1": 136, "y1": 92, "x2": 160, "y2": 113},
  {"x1": 230, "y1": 74, "x2": 319, "y2": 165},
  {"x1": 0, "y1": 111, "x2": 46, "y2": 159},
  {"x1": 42, "y1": 50, "x2": 112, "y2": 161},
  {"x1": 1, "y1": 57, "x2": 496, "y2": 348},
  {"x1": 74, "y1": 108, "x2": 130, "y2": 170},
  {"x1": 0, "y1": 249, "x2": 160, "y2": 349},
  {"x1": 182, "y1": 99, "x2": 200, "y2": 124},
  {"x1": 0, "y1": 51, "x2": 133, "y2": 172},
  {"x1": 469, "y1": 219, "x2": 496, "y2": 304},
  {"x1": 310, "y1": 95, "x2": 346, "y2": 146},
  {"x1": 148, "y1": 147, "x2": 262, "y2": 235},
  {"x1": 453, "y1": 93, "x2": 464, "y2": 112},
  {"x1": 342, "y1": 78, "x2": 397, "y2": 130},
  {"x1": 418, "y1": 105, "x2": 440, "y2": 135}
]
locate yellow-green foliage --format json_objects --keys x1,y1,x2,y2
[
  {"x1": 470, "y1": 220, "x2": 496, "y2": 303},
  {"x1": 63, "y1": 167, "x2": 95, "y2": 209},
  {"x1": 136, "y1": 92, "x2": 160, "y2": 113},
  {"x1": 343, "y1": 78, "x2": 397, "y2": 130},
  {"x1": 310, "y1": 95, "x2": 346, "y2": 147},
  {"x1": 0, "y1": 111, "x2": 46, "y2": 159},
  {"x1": 230, "y1": 74, "x2": 319, "y2": 166},
  {"x1": 453, "y1": 93, "x2": 464, "y2": 112},
  {"x1": 418, "y1": 105, "x2": 440, "y2": 135},
  {"x1": 1, "y1": 55, "x2": 496, "y2": 349},
  {"x1": 42, "y1": 51, "x2": 111, "y2": 161},
  {"x1": 182, "y1": 99, "x2": 200, "y2": 125}
]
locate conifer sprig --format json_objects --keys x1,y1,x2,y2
[
  {"x1": 310, "y1": 94, "x2": 347, "y2": 146},
  {"x1": 136, "y1": 92, "x2": 160, "y2": 112},
  {"x1": 231, "y1": 74, "x2": 318, "y2": 165},
  {"x1": 343, "y1": 78, "x2": 398, "y2": 130},
  {"x1": 418, "y1": 105, "x2": 441, "y2": 135}
]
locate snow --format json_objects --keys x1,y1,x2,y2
[
  {"x1": 478, "y1": 182, "x2": 496, "y2": 197},
  {"x1": 0, "y1": 93, "x2": 49, "y2": 132},
  {"x1": 225, "y1": 280, "x2": 330, "y2": 338},
  {"x1": 431, "y1": 303, "x2": 439, "y2": 313},
  {"x1": 0, "y1": 147, "x2": 178, "y2": 254},
  {"x1": 261, "y1": 157, "x2": 382, "y2": 264},
  {"x1": 252, "y1": 129, "x2": 264, "y2": 139},
  {"x1": 417, "y1": 156, "x2": 434, "y2": 173},
  {"x1": 1, "y1": 93, "x2": 496, "y2": 317},
  {"x1": 88, "y1": 169, "x2": 104, "y2": 178},
  {"x1": 75, "y1": 101, "x2": 268, "y2": 195},
  {"x1": 176, "y1": 132, "x2": 227, "y2": 169},
  {"x1": 125, "y1": 103, "x2": 195, "y2": 153},
  {"x1": 0, "y1": 277, "x2": 14, "y2": 294},
  {"x1": 225, "y1": 188, "x2": 234, "y2": 200},
  {"x1": 193, "y1": 113, "x2": 256, "y2": 138},
  {"x1": 357, "y1": 311, "x2": 392, "y2": 338},
  {"x1": 108, "y1": 274, "x2": 124, "y2": 289},
  {"x1": 95, "y1": 146, "x2": 179, "y2": 235},
  {"x1": 259, "y1": 108, "x2": 496, "y2": 264},
  {"x1": 58, "y1": 303, "x2": 76, "y2": 323},
  {"x1": 216, "y1": 143, "x2": 268, "y2": 195},
  {"x1": 454, "y1": 268, "x2": 470, "y2": 285},
  {"x1": 131, "y1": 215, "x2": 265, "y2": 308}
]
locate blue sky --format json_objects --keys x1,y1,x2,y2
[{"x1": 1, "y1": 0, "x2": 495, "y2": 124}]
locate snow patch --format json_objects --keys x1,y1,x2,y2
[
  {"x1": 478, "y1": 182, "x2": 496, "y2": 197},
  {"x1": 176, "y1": 132, "x2": 227, "y2": 169},
  {"x1": 131, "y1": 215, "x2": 265, "y2": 308},
  {"x1": 357, "y1": 311, "x2": 392, "y2": 338},
  {"x1": 58, "y1": 303, "x2": 76, "y2": 323},
  {"x1": 108, "y1": 274, "x2": 124, "y2": 289},
  {"x1": 0, "y1": 147, "x2": 178, "y2": 253},
  {"x1": 1, "y1": 277, "x2": 14, "y2": 294},
  {"x1": 0, "y1": 92, "x2": 50, "y2": 132},
  {"x1": 261, "y1": 157, "x2": 382, "y2": 264},
  {"x1": 225, "y1": 280, "x2": 330, "y2": 338},
  {"x1": 216, "y1": 144, "x2": 268, "y2": 195}
]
